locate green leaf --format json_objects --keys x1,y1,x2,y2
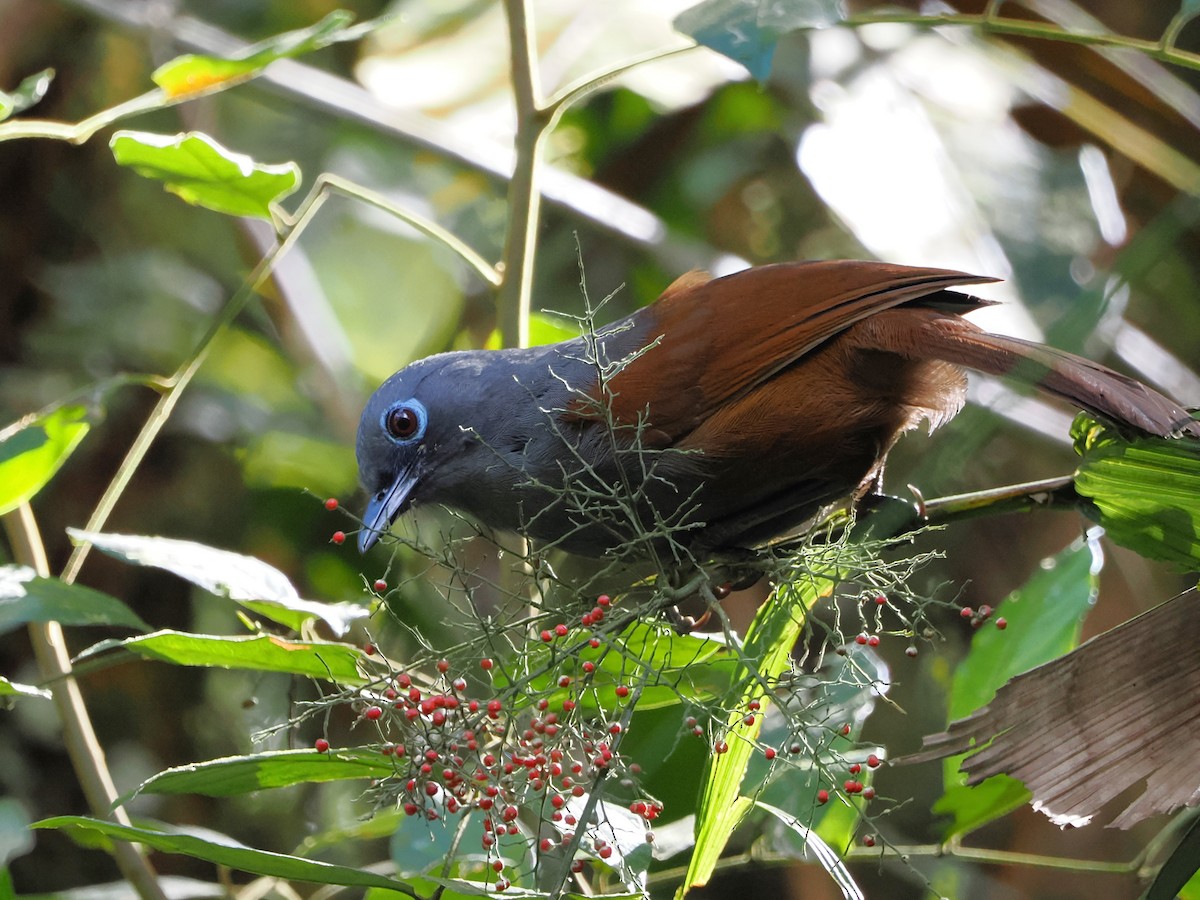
[
  {"x1": 937, "y1": 535, "x2": 1099, "y2": 838},
  {"x1": 129, "y1": 749, "x2": 395, "y2": 800},
  {"x1": 754, "y1": 801, "x2": 862, "y2": 900},
  {"x1": 151, "y1": 11, "x2": 356, "y2": 97},
  {"x1": 674, "y1": 0, "x2": 843, "y2": 81},
  {"x1": 67, "y1": 529, "x2": 366, "y2": 637},
  {"x1": 33, "y1": 817, "x2": 417, "y2": 892},
  {"x1": 0, "y1": 405, "x2": 91, "y2": 516},
  {"x1": 1145, "y1": 813, "x2": 1200, "y2": 900},
  {"x1": 1072, "y1": 414, "x2": 1200, "y2": 568},
  {"x1": 82, "y1": 630, "x2": 368, "y2": 684},
  {"x1": 109, "y1": 131, "x2": 300, "y2": 219},
  {"x1": 0, "y1": 68, "x2": 54, "y2": 123},
  {"x1": 0, "y1": 566, "x2": 150, "y2": 636},
  {"x1": 681, "y1": 570, "x2": 835, "y2": 895},
  {"x1": 514, "y1": 621, "x2": 738, "y2": 713},
  {"x1": 0, "y1": 676, "x2": 51, "y2": 701}
]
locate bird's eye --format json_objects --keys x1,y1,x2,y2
[{"x1": 382, "y1": 400, "x2": 426, "y2": 443}]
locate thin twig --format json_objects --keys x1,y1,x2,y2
[{"x1": 3, "y1": 505, "x2": 166, "y2": 900}]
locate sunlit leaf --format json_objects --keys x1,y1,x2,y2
[
  {"x1": 0, "y1": 677, "x2": 51, "y2": 701},
  {"x1": 515, "y1": 621, "x2": 737, "y2": 713},
  {"x1": 67, "y1": 529, "x2": 366, "y2": 636},
  {"x1": 1072, "y1": 414, "x2": 1200, "y2": 568},
  {"x1": 33, "y1": 817, "x2": 417, "y2": 892},
  {"x1": 0, "y1": 799, "x2": 33, "y2": 866},
  {"x1": 128, "y1": 749, "x2": 395, "y2": 800},
  {"x1": 109, "y1": 131, "x2": 299, "y2": 219},
  {"x1": 0, "y1": 68, "x2": 54, "y2": 123},
  {"x1": 674, "y1": 0, "x2": 842, "y2": 80},
  {"x1": 81, "y1": 630, "x2": 367, "y2": 684},
  {"x1": 681, "y1": 571, "x2": 835, "y2": 895},
  {"x1": 936, "y1": 535, "x2": 1099, "y2": 838},
  {"x1": 755, "y1": 801, "x2": 862, "y2": 900},
  {"x1": 0, "y1": 405, "x2": 91, "y2": 516},
  {"x1": 0, "y1": 565, "x2": 149, "y2": 636},
  {"x1": 151, "y1": 11, "x2": 355, "y2": 98}
]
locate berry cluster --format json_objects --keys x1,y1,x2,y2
[{"x1": 311, "y1": 601, "x2": 659, "y2": 888}]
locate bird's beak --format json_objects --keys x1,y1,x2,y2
[{"x1": 358, "y1": 465, "x2": 420, "y2": 553}]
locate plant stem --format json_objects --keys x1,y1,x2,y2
[
  {"x1": 3, "y1": 505, "x2": 166, "y2": 900},
  {"x1": 60, "y1": 188, "x2": 328, "y2": 585},
  {"x1": 498, "y1": 0, "x2": 546, "y2": 351}
]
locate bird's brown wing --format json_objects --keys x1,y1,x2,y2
[{"x1": 594, "y1": 260, "x2": 996, "y2": 441}]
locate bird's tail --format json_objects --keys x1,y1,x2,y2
[{"x1": 859, "y1": 307, "x2": 1200, "y2": 439}]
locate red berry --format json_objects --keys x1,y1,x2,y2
[
  {"x1": 960, "y1": 606, "x2": 974, "y2": 618},
  {"x1": 555, "y1": 623, "x2": 569, "y2": 637},
  {"x1": 841, "y1": 724, "x2": 851, "y2": 736},
  {"x1": 855, "y1": 633, "x2": 868, "y2": 645},
  {"x1": 905, "y1": 645, "x2": 919, "y2": 658},
  {"x1": 615, "y1": 685, "x2": 629, "y2": 698},
  {"x1": 324, "y1": 497, "x2": 338, "y2": 511},
  {"x1": 715, "y1": 740, "x2": 729, "y2": 754},
  {"x1": 363, "y1": 643, "x2": 376, "y2": 656},
  {"x1": 597, "y1": 594, "x2": 611, "y2": 607},
  {"x1": 373, "y1": 579, "x2": 387, "y2": 592},
  {"x1": 558, "y1": 675, "x2": 571, "y2": 687},
  {"x1": 996, "y1": 617, "x2": 1008, "y2": 630},
  {"x1": 588, "y1": 638, "x2": 601, "y2": 649},
  {"x1": 541, "y1": 630, "x2": 553, "y2": 643},
  {"x1": 480, "y1": 657, "x2": 494, "y2": 670},
  {"x1": 437, "y1": 659, "x2": 450, "y2": 673},
  {"x1": 764, "y1": 747, "x2": 776, "y2": 760},
  {"x1": 743, "y1": 715, "x2": 755, "y2": 726},
  {"x1": 867, "y1": 753, "x2": 881, "y2": 768},
  {"x1": 848, "y1": 763, "x2": 861, "y2": 774},
  {"x1": 863, "y1": 834, "x2": 876, "y2": 847},
  {"x1": 862, "y1": 786, "x2": 876, "y2": 800},
  {"x1": 598, "y1": 845, "x2": 613, "y2": 859},
  {"x1": 874, "y1": 594, "x2": 887, "y2": 606},
  {"x1": 403, "y1": 802, "x2": 419, "y2": 816},
  {"x1": 867, "y1": 635, "x2": 880, "y2": 647},
  {"x1": 582, "y1": 661, "x2": 595, "y2": 673},
  {"x1": 978, "y1": 604, "x2": 993, "y2": 619},
  {"x1": 331, "y1": 531, "x2": 346, "y2": 545},
  {"x1": 844, "y1": 780, "x2": 862, "y2": 794},
  {"x1": 562, "y1": 699, "x2": 576, "y2": 711},
  {"x1": 487, "y1": 699, "x2": 502, "y2": 717},
  {"x1": 315, "y1": 738, "x2": 330, "y2": 753},
  {"x1": 365, "y1": 705, "x2": 382, "y2": 721},
  {"x1": 540, "y1": 837, "x2": 554, "y2": 852},
  {"x1": 609, "y1": 723, "x2": 622, "y2": 735},
  {"x1": 748, "y1": 699, "x2": 761, "y2": 711},
  {"x1": 816, "y1": 789, "x2": 829, "y2": 805}
]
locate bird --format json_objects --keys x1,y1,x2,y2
[{"x1": 355, "y1": 260, "x2": 1198, "y2": 559}]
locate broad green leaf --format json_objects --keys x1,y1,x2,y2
[
  {"x1": 680, "y1": 570, "x2": 835, "y2": 896},
  {"x1": 129, "y1": 749, "x2": 395, "y2": 800},
  {"x1": 82, "y1": 630, "x2": 367, "y2": 684},
  {"x1": 33, "y1": 817, "x2": 417, "y2": 892},
  {"x1": 0, "y1": 677, "x2": 51, "y2": 701},
  {"x1": 67, "y1": 529, "x2": 366, "y2": 636},
  {"x1": 0, "y1": 565, "x2": 149, "y2": 636},
  {"x1": 0, "y1": 68, "x2": 54, "y2": 123},
  {"x1": 0, "y1": 405, "x2": 91, "y2": 516},
  {"x1": 109, "y1": 131, "x2": 299, "y2": 219},
  {"x1": 937, "y1": 535, "x2": 1099, "y2": 838},
  {"x1": 151, "y1": 11, "x2": 356, "y2": 97},
  {"x1": 1072, "y1": 414, "x2": 1200, "y2": 568},
  {"x1": 514, "y1": 621, "x2": 737, "y2": 712}
]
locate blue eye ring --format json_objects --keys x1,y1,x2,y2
[{"x1": 381, "y1": 399, "x2": 427, "y2": 444}]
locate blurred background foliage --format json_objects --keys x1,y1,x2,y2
[{"x1": 2, "y1": 0, "x2": 1199, "y2": 897}]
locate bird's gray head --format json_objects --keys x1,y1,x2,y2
[{"x1": 355, "y1": 353, "x2": 485, "y2": 553}]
